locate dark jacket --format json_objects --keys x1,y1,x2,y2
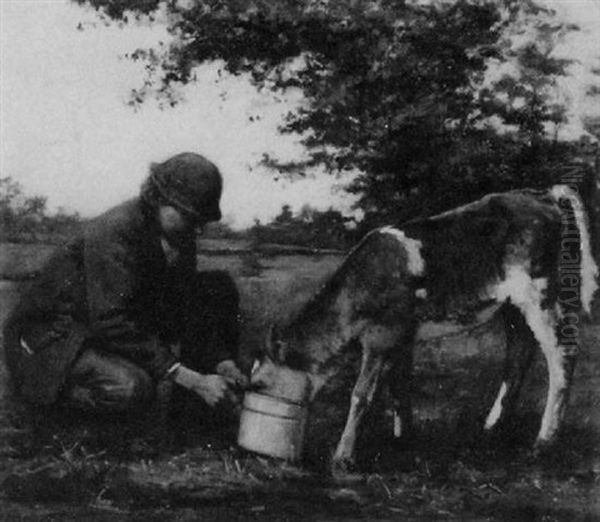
[{"x1": 3, "y1": 198, "x2": 233, "y2": 404}]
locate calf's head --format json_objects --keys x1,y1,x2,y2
[{"x1": 250, "y1": 325, "x2": 311, "y2": 404}]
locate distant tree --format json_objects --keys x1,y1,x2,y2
[
  {"x1": 0, "y1": 177, "x2": 22, "y2": 231},
  {"x1": 0, "y1": 177, "x2": 81, "y2": 242},
  {"x1": 74, "y1": 0, "x2": 583, "y2": 225},
  {"x1": 203, "y1": 220, "x2": 244, "y2": 239},
  {"x1": 274, "y1": 204, "x2": 294, "y2": 225},
  {"x1": 0, "y1": 177, "x2": 47, "y2": 237},
  {"x1": 249, "y1": 203, "x2": 355, "y2": 248}
]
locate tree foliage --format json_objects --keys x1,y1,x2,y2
[
  {"x1": 75, "y1": 0, "x2": 587, "y2": 226},
  {"x1": 0, "y1": 177, "x2": 82, "y2": 242},
  {"x1": 250, "y1": 204, "x2": 357, "y2": 249}
]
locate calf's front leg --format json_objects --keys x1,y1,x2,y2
[{"x1": 332, "y1": 347, "x2": 385, "y2": 472}]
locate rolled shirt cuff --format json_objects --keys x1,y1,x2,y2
[{"x1": 165, "y1": 362, "x2": 182, "y2": 380}]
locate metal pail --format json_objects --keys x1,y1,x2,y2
[{"x1": 238, "y1": 392, "x2": 308, "y2": 461}]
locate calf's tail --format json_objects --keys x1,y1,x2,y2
[{"x1": 551, "y1": 184, "x2": 599, "y2": 315}]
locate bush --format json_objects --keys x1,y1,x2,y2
[
  {"x1": 0, "y1": 177, "x2": 82, "y2": 243},
  {"x1": 249, "y1": 205, "x2": 358, "y2": 250}
]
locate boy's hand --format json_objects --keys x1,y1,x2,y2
[
  {"x1": 173, "y1": 366, "x2": 234, "y2": 407},
  {"x1": 215, "y1": 359, "x2": 249, "y2": 390}
]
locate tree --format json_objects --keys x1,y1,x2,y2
[
  {"x1": 0, "y1": 177, "x2": 81, "y2": 242},
  {"x1": 0, "y1": 177, "x2": 47, "y2": 235},
  {"x1": 0, "y1": 177, "x2": 23, "y2": 230},
  {"x1": 274, "y1": 204, "x2": 294, "y2": 224},
  {"x1": 249, "y1": 203, "x2": 355, "y2": 248},
  {"x1": 74, "y1": 0, "x2": 583, "y2": 225}
]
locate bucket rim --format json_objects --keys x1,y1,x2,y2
[{"x1": 244, "y1": 391, "x2": 307, "y2": 407}]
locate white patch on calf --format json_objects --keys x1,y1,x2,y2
[
  {"x1": 380, "y1": 227, "x2": 425, "y2": 276},
  {"x1": 490, "y1": 264, "x2": 567, "y2": 441},
  {"x1": 554, "y1": 303, "x2": 564, "y2": 321},
  {"x1": 552, "y1": 184, "x2": 599, "y2": 314},
  {"x1": 484, "y1": 381, "x2": 508, "y2": 430},
  {"x1": 491, "y1": 266, "x2": 558, "y2": 356},
  {"x1": 393, "y1": 411, "x2": 402, "y2": 438},
  {"x1": 19, "y1": 337, "x2": 33, "y2": 356}
]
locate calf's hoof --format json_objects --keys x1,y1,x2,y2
[
  {"x1": 531, "y1": 438, "x2": 558, "y2": 460},
  {"x1": 391, "y1": 429, "x2": 413, "y2": 448},
  {"x1": 480, "y1": 422, "x2": 508, "y2": 447},
  {"x1": 330, "y1": 457, "x2": 362, "y2": 483}
]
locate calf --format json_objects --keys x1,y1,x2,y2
[{"x1": 251, "y1": 185, "x2": 598, "y2": 471}]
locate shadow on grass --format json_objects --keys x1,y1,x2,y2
[{"x1": 1, "y1": 390, "x2": 599, "y2": 520}]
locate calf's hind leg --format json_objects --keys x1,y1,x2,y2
[
  {"x1": 511, "y1": 297, "x2": 574, "y2": 445},
  {"x1": 388, "y1": 344, "x2": 414, "y2": 440},
  {"x1": 484, "y1": 304, "x2": 537, "y2": 431}
]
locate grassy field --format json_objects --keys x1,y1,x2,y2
[{"x1": 0, "y1": 241, "x2": 599, "y2": 520}]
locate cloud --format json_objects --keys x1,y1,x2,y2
[{"x1": 0, "y1": 0, "x2": 358, "y2": 229}]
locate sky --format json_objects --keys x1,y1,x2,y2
[{"x1": 1, "y1": 0, "x2": 599, "y2": 228}]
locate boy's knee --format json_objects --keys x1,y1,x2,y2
[
  {"x1": 66, "y1": 353, "x2": 154, "y2": 413},
  {"x1": 109, "y1": 366, "x2": 154, "y2": 407}
]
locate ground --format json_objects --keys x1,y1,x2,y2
[{"x1": 0, "y1": 240, "x2": 599, "y2": 521}]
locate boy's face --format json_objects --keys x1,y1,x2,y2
[{"x1": 158, "y1": 205, "x2": 203, "y2": 247}]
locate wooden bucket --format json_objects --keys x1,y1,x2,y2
[{"x1": 238, "y1": 392, "x2": 308, "y2": 461}]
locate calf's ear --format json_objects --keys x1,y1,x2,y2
[{"x1": 265, "y1": 324, "x2": 282, "y2": 361}]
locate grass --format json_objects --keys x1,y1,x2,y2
[
  {"x1": 1, "y1": 404, "x2": 598, "y2": 520},
  {"x1": 1, "y1": 240, "x2": 600, "y2": 519}
]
